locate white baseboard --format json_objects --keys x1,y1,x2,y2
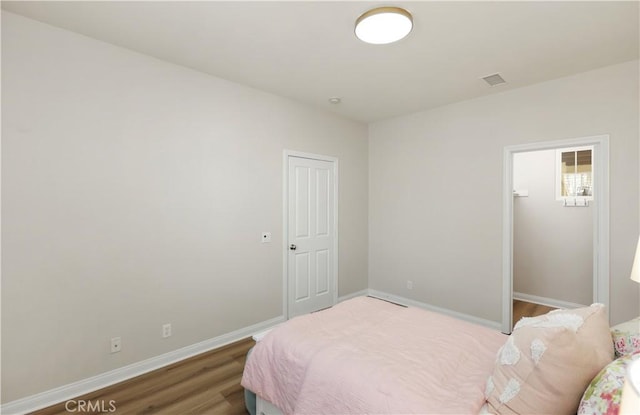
[
  {"x1": 513, "y1": 292, "x2": 587, "y2": 310},
  {"x1": 368, "y1": 289, "x2": 502, "y2": 330},
  {"x1": 1, "y1": 315, "x2": 285, "y2": 415},
  {"x1": 338, "y1": 289, "x2": 369, "y2": 303}
]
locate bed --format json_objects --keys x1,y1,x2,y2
[
  {"x1": 242, "y1": 296, "x2": 506, "y2": 414},
  {"x1": 242, "y1": 296, "x2": 626, "y2": 415}
]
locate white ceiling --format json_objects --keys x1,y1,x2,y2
[{"x1": 2, "y1": 1, "x2": 639, "y2": 123}]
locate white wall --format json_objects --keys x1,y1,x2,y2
[
  {"x1": 1, "y1": 12, "x2": 368, "y2": 402},
  {"x1": 513, "y1": 150, "x2": 592, "y2": 305},
  {"x1": 369, "y1": 60, "x2": 639, "y2": 325}
]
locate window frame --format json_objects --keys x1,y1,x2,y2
[{"x1": 555, "y1": 145, "x2": 594, "y2": 201}]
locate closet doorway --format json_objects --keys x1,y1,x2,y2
[
  {"x1": 502, "y1": 136, "x2": 610, "y2": 334},
  {"x1": 512, "y1": 148, "x2": 593, "y2": 328}
]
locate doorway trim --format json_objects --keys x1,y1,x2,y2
[
  {"x1": 283, "y1": 150, "x2": 339, "y2": 319},
  {"x1": 502, "y1": 135, "x2": 609, "y2": 334}
]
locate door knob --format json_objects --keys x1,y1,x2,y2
[{"x1": 289, "y1": 244, "x2": 297, "y2": 250}]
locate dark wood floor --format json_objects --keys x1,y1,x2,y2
[
  {"x1": 32, "y1": 338, "x2": 255, "y2": 415},
  {"x1": 513, "y1": 299, "x2": 556, "y2": 329}
]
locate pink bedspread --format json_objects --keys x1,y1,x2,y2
[{"x1": 242, "y1": 296, "x2": 506, "y2": 414}]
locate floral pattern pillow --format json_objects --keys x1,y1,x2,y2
[
  {"x1": 611, "y1": 316, "x2": 640, "y2": 357},
  {"x1": 578, "y1": 351, "x2": 640, "y2": 415}
]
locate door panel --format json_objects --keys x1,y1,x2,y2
[
  {"x1": 288, "y1": 156, "x2": 335, "y2": 317},
  {"x1": 316, "y1": 168, "x2": 330, "y2": 236},
  {"x1": 295, "y1": 166, "x2": 310, "y2": 238},
  {"x1": 294, "y1": 252, "x2": 310, "y2": 301},
  {"x1": 316, "y1": 249, "x2": 329, "y2": 294}
]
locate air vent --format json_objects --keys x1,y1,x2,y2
[{"x1": 482, "y1": 73, "x2": 507, "y2": 87}]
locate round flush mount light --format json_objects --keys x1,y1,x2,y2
[
  {"x1": 328, "y1": 97, "x2": 342, "y2": 104},
  {"x1": 355, "y1": 6, "x2": 413, "y2": 45}
]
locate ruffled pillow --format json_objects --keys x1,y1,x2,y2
[
  {"x1": 578, "y1": 351, "x2": 640, "y2": 414},
  {"x1": 485, "y1": 304, "x2": 614, "y2": 415},
  {"x1": 611, "y1": 316, "x2": 640, "y2": 357}
]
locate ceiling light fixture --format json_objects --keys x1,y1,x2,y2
[
  {"x1": 328, "y1": 97, "x2": 342, "y2": 104},
  {"x1": 355, "y1": 7, "x2": 413, "y2": 45}
]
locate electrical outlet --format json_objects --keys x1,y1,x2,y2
[
  {"x1": 406, "y1": 280, "x2": 413, "y2": 290},
  {"x1": 261, "y1": 232, "x2": 272, "y2": 243},
  {"x1": 162, "y1": 323, "x2": 172, "y2": 338},
  {"x1": 110, "y1": 337, "x2": 122, "y2": 354}
]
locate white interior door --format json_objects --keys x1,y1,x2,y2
[{"x1": 287, "y1": 154, "x2": 336, "y2": 318}]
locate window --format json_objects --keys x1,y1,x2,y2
[{"x1": 556, "y1": 146, "x2": 593, "y2": 201}]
